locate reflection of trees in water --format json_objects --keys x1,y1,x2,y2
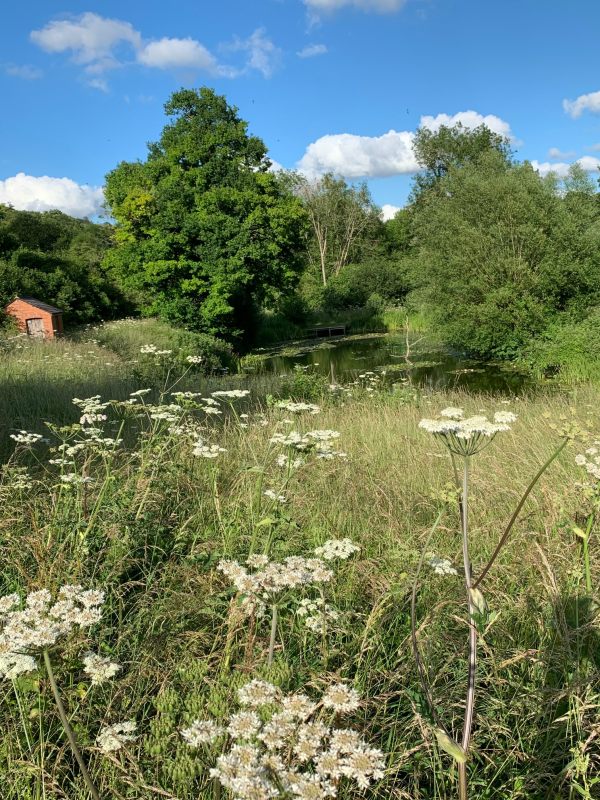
[{"x1": 266, "y1": 335, "x2": 530, "y2": 394}]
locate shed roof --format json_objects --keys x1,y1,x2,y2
[{"x1": 10, "y1": 296, "x2": 63, "y2": 314}]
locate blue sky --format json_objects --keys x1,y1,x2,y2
[{"x1": 2, "y1": 0, "x2": 600, "y2": 219}]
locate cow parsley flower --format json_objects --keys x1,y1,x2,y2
[
  {"x1": 180, "y1": 719, "x2": 223, "y2": 746},
  {"x1": 96, "y1": 721, "x2": 137, "y2": 753},
  {"x1": 263, "y1": 489, "x2": 287, "y2": 504},
  {"x1": 314, "y1": 538, "x2": 359, "y2": 561},
  {"x1": 211, "y1": 390, "x2": 250, "y2": 399},
  {"x1": 419, "y1": 409, "x2": 517, "y2": 455},
  {"x1": 428, "y1": 556, "x2": 458, "y2": 576},
  {"x1": 82, "y1": 652, "x2": 121, "y2": 685},
  {"x1": 238, "y1": 679, "x2": 280, "y2": 708},
  {"x1": 322, "y1": 683, "x2": 360, "y2": 714}
]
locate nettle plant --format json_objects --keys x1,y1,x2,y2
[{"x1": 414, "y1": 407, "x2": 571, "y2": 800}]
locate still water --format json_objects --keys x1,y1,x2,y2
[{"x1": 256, "y1": 334, "x2": 531, "y2": 394}]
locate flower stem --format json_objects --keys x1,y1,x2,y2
[
  {"x1": 268, "y1": 604, "x2": 278, "y2": 666},
  {"x1": 43, "y1": 650, "x2": 101, "y2": 800},
  {"x1": 458, "y1": 456, "x2": 476, "y2": 800}
]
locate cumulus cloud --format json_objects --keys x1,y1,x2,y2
[
  {"x1": 30, "y1": 12, "x2": 141, "y2": 74},
  {"x1": 31, "y1": 13, "x2": 280, "y2": 86},
  {"x1": 0, "y1": 173, "x2": 105, "y2": 218},
  {"x1": 381, "y1": 203, "x2": 402, "y2": 221},
  {"x1": 530, "y1": 160, "x2": 571, "y2": 179},
  {"x1": 298, "y1": 129, "x2": 417, "y2": 178},
  {"x1": 297, "y1": 109, "x2": 514, "y2": 179},
  {"x1": 531, "y1": 156, "x2": 600, "y2": 178},
  {"x1": 548, "y1": 146, "x2": 576, "y2": 160},
  {"x1": 304, "y1": 0, "x2": 406, "y2": 12},
  {"x1": 5, "y1": 64, "x2": 43, "y2": 80},
  {"x1": 138, "y1": 38, "x2": 218, "y2": 71},
  {"x1": 421, "y1": 110, "x2": 514, "y2": 140},
  {"x1": 297, "y1": 44, "x2": 328, "y2": 58},
  {"x1": 563, "y1": 90, "x2": 600, "y2": 119}
]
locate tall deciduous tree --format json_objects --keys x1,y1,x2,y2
[
  {"x1": 104, "y1": 88, "x2": 308, "y2": 343},
  {"x1": 411, "y1": 123, "x2": 513, "y2": 198},
  {"x1": 291, "y1": 173, "x2": 380, "y2": 286},
  {"x1": 410, "y1": 151, "x2": 600, "y2": 358}
]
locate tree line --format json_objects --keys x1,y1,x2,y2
[{"x1": 2, "y1": 85, "x2": 600, "y2": 367}]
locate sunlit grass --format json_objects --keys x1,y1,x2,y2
[{"x1": 0, "y1": 328, "x2": 598, "y2": 798}]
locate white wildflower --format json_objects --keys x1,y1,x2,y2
[
  {"x1": 96, "y1": 721, "x2": 137, "y2": 753},
  {"x1": 428, "y1": 556, "x2": 458, "y2": 576},
  {"x1": 181, "y1": 719, "x2": 223, "y2": 746},
  {"x1": 82, "y1": 652, "x2": 121, "y2": 685},
  {"x1": 211, "y1": 390, "x2": 250, "y2": 399},
  {"x1": 228, "y1": 711, "x2": 262, "y2": 739},
  {"x1": 322, "y1": 683, "x2": 360, "y2": 714},
  {"x1": 314, "y1": 538, "x2": 359, "y2": 561},
  {"x1": 263, "y1": 489, "x2": 287, "y2": 504}
]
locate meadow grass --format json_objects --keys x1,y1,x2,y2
[{"x1": 0, "y1": 332, "x2": 598, "y2": 799}]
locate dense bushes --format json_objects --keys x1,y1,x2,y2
[
  {"x1": 83, "y1": 318, "x2": 235, "y2": 374},
  {"x1": 0, "y1": 205, "x2": 127, "y2": 324},
  {"x1": 408, "y1": 155, "x2": 600, "y2": 359}
]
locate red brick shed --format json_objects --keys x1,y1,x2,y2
[{"x1": 5, "y1": 297, "x2": 64, "y2": 339}]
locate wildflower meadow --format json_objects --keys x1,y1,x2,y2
[{"x1": 0, "y1": 332, "x2": 599, "y2": 800}]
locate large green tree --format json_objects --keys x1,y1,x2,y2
[
  {"x1": 410, "y1": 153, "x2": 600, "y2": 358},
  {"x1": 104, "y1": 88, "x2": 308, "y2": 343},
  {"x1": 411, "y1": 122, "x2": 513, "y2": 198},
  {"x1": 290, "y1": 172, "x2": 381, "y2": 287}
]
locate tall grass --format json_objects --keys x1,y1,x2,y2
[{"x1": 0, "y1": 345, "x2": 598, "y2": 799}]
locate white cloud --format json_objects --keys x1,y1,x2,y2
[
  {"x1": 381, "y1": 203, "x2": 402, "y2": 221},
  {"x1": 138, "y1": 38, "x2": 218, "y2": 71},
  {"x1": 530, "y1": 160, "x2": 571, "y2": 178},
  {"x1": 297, "y1": 44, "x2": 328, "y2": 58},
  {"x1": 5, "y1": 64, "x2": 43, "y2": 80},
  {"x1": 297, "y1": 109, "x2": 514, "y2": 179},
  {"x1": 421, "y1": 110, "x2": 514, "y2": 140},
  {"x1": 0, "y1": 173, "x2": 104, "y2": 218},
  {"x1": 575, "y1": 156, "x2": 600, "y2": 172},
  {"x1": 548, "y1": 146, "x2": 576, "y2": 160},
  {"x1": 30, "y1": 12, "x2": 141, "y2": 74},
  {"x1": 563, "y1": 90, "x2": 600, "y2": 119},
  {"x1": 225, "y1": 28, "x2": 281, "y2": 78},
  {"x1": 304, "y1": 0, "x2": 406, "y2": 12},
  {"x1": 298, "y1": 129, "x2": 417, "y2": 178},
  {"x1": 31, "y1": 13, "x2": 279, "y2": 85},
  {"x1": 267, "y1": 158, "x2": 285, "y2": 173},
  {"x1": 87, "y1": 77, "x2": 109, "y2": 93},
  {"x1": 531, "y1": 156, "x2": 600, "y2": 178}
]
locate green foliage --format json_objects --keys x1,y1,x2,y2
[
  {"x1": 326, "y1": 255, "x2": 411, "y2": 308},
  {"x1": 85, "y1": 318, "x2": 235, "y2": 373},
  {"x1": 411, "y1": 122, "x2": 513, "y2": 197},
  {"x1": 410, "y1": 153, "x2": 600, "y2": 359},
  {"x1": 291, "y1": 171, "x2": 382, "y2": 287},
  {"x1": 0, "y1": 205, "x2": 126, "y2": 324},
  {"x1": 104, "y1": 88, "x2": 309, "y2": 345},
  {"x1": 525, "y1": 308, "x2": 600, "y2": 382}
]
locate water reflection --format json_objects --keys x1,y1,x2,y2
[{"x1": 256, "y1": 334, "x2": 530, "y2": 394}]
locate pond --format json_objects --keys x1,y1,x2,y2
[{"x1": 254, "y1": 333, "x2": 531, "y2": 394}]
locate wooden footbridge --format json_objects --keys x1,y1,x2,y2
[{"x1": 304, "y1": 324, "x2": 347, "y2": 339}]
